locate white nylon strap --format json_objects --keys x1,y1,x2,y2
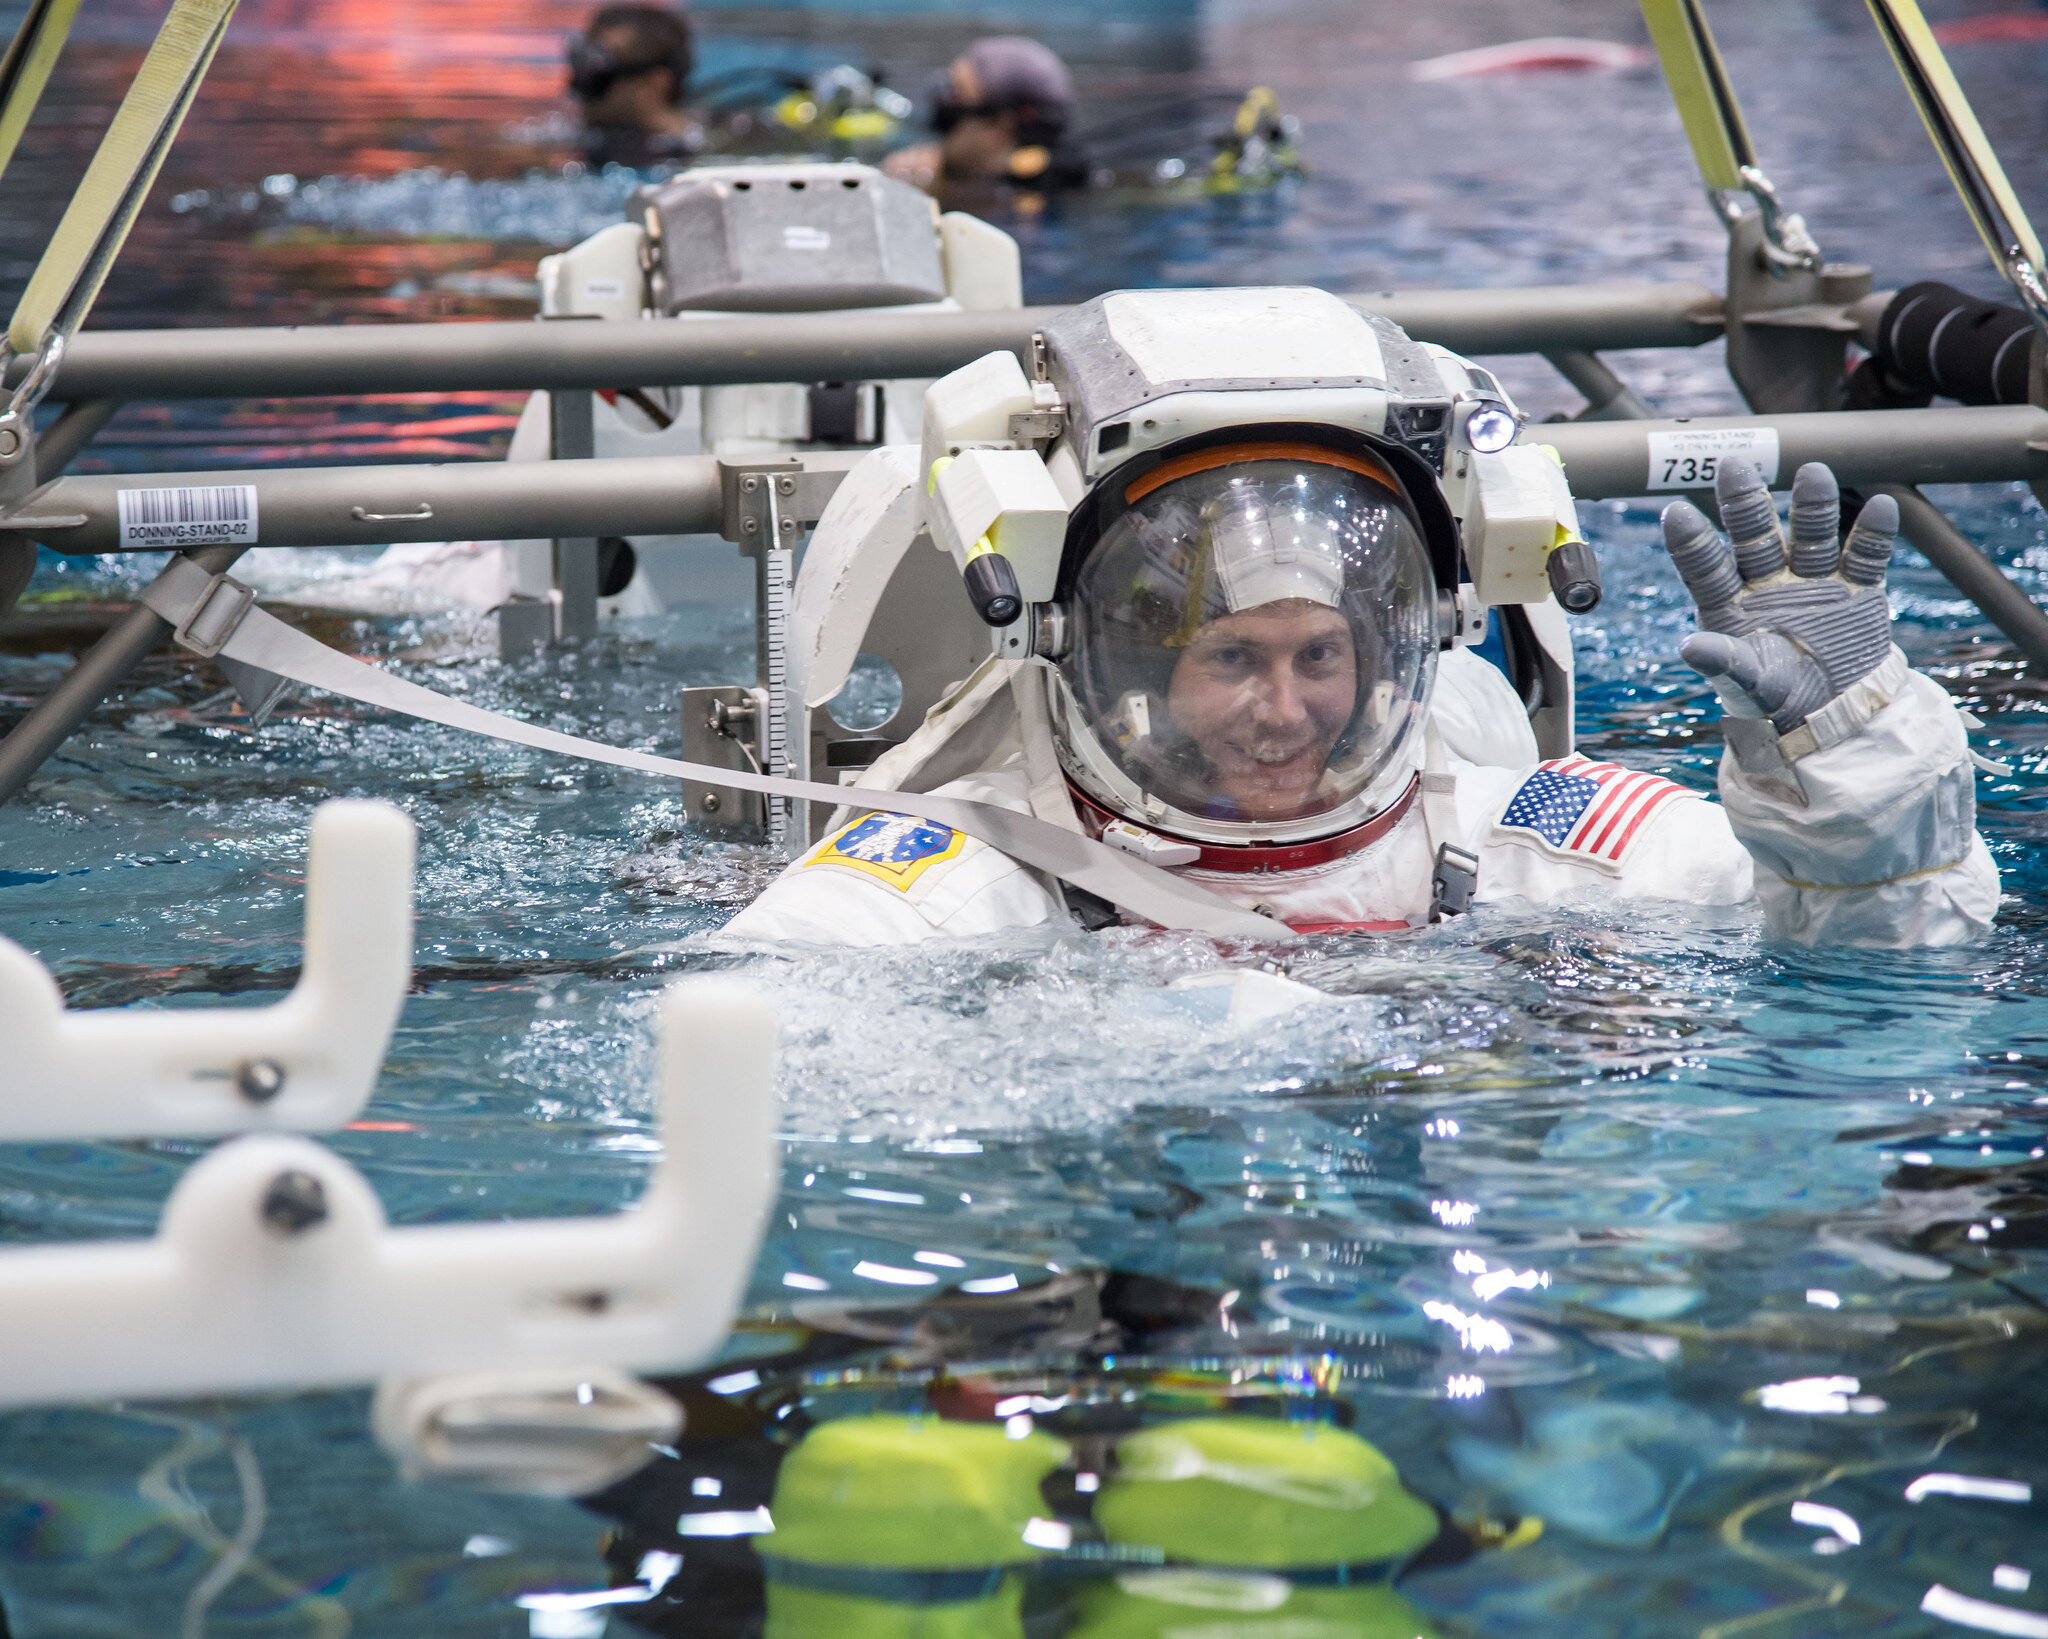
[
  {"x1": 139, "y1": 559, "x2": 1278, "y2": 941},
  {"x1": 1777, "y1": 645, "x2": 1913, "y2": 763},
  {"x1": 1417, "y1": 723, "x2": 1462, "y2": 854}
]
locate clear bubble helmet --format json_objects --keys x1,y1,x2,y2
[{"x1": 1054, "y1": 442, "x2": 1439, "y2": 846}]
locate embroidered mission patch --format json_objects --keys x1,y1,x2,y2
[
  {"x1": 805, "y1": 811, "x2": 965, "y2": 890},
  {"x1": 1493, "y1": 753, "x2": 1698, "y2": 870}
]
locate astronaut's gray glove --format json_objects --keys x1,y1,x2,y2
[{"x1": 1662, "y1": 459, "x2": 1897, "y2": 736}]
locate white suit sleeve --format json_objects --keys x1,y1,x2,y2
[
  {"x1": 1715, "y1": 656, "x2": 1999, "y2": 947},
  {"x1": 1463, "y1": 759, "x2": 1754, "y2": 910}
]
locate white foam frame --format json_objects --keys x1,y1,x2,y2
[
  {"x1": 0, "y1": 799, "x2": 414, "y2": 1140},
  {"x1": 0, "y1": 978, "x2": 779, "y2": 1407}
]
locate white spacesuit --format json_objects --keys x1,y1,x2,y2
[{"x1": 725, "y1": 287, "x2": 1998, "y2": 949}]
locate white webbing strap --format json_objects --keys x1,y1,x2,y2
[
  {"x1": 1777, "y1": 645, "x2": 1913, "y2": 762},
  {"x1": 6, "y1": 0, "x2": 239, "y2": 359},
  {"x1": 138, "y1": 559, "x2": 1278, "y2": 941},
  {"x1": 1418, "y1": 722, "x2": 1477, "y2": 920}
]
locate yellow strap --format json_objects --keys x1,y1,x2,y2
[
  {"x1": 1639, "y1": 0, "x2": 1753, "y2": 193},
  {"x1": 1864, "y1": 0, "x2": 2047, "y2": 306},
  {"x1": 1774, "y1": 853, "x2": 1970, "y2": 892},
  {"x1": 0, "y1": 0, "x2": 86, "y2": 187},
  {"x1": 8, "y1": 0, "x2": 239, "y2": 355},
  {"x1": 1232, "y1": 87, "x2": 1277, "y2": 142}
]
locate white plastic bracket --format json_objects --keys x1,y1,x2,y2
[
  {"x1": 0, "y1": 799, "x2": 416, "y2": 1140},
  {"x1": 0, "y1": 977, "x2": 779, "y2": 1407}
]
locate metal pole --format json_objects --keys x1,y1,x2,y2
[
  {"x1": 1536, "y1": 404, "x2": 2048, "y2": 497},
  {"x1": 0, "y1": 542, "x2": 244, "y2": 806},
  {"x1": 1543, "y1": 349, "x2": 1655, "y2": 420},
  {"x1": 1538, "y1": 406, "x2": 2048, "y2": 673},
  {"x1": 548, "y1": 388, "x2": 599, "y2": 643},
  {"x1": 23, "y1": 453, "x2": 730, "y2": 552},
  {"x1": 34, "y1": 397, "x2": 120, "y2": 478},
  {"x1": 0, "y1": 541, "x2": 30, "y2": 621},
  {"x1": 2, "y1": 284, "x2": 1729, "y2": 403},
  {"x1": 1873, "y1": 482, "x2": 2048, "y2": 673},
  {"x1": 17, "y1": 449, "x2": 866, "y2": 553},
  {"x1": 8, "y1": 410, "x2": 2044, "y2": 549}
]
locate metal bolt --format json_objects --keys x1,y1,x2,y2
[
  {"x1": 234, "y1": 1057, "x2": 287, "y2": 1103},
  {"x1": 779, "y1": 517, "x2": 796, "y2": 533},
  {"x1": 0, "y1": 427, "x2": 19, "y2": 458},
  {"x1": 742, "y1": 517, "x2": 759, "y2": 534},
  {"x1": 702, "y1": 792, "x2": 721, "y2": 812},
  {"x1": 776, "y1": 476, "x2": 796, "y2": 495},
  {"x1": 740, "y1": 476, "x2": 758, "y2": 493},
  {"x1": 259, "y1": 1170, "x2": 329, "y2": 1236}
]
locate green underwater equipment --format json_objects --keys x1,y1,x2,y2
[
  {"x1": 1071, "y1": 1417, "x2": 1444, "y2": 1639},
  {"x1": 759, "y1": 1413, "x2": 1069, "y2": 1639}
]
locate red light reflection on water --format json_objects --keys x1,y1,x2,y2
[
  {"x1": 64, "y1": 392, "x2": 528, "y2": 474},
  {"x1": 4, "y1": 0, "x2": 609, "y2": 467}
]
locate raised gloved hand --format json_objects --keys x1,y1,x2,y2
[{"x1": 1661, "y1": 459, "x2": 1898, "y2": 733}]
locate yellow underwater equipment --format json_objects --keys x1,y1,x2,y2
[
  {"x1": 1070, "y1": 1417, "x2": 1445, "y2": 1639},
  {"x1": 758, "y1": 1413, "x2": 1069, "y2": 1639}
]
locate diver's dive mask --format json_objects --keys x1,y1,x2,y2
[
  {"x1": 566, "y1": 33, "x2": 692, "y2": 105},
  {"x1": 1051, "y1": 442, "x2": 1439, "y2": 849}
]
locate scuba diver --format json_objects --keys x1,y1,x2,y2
[
  {"x1": 723, "y1": 287, "x2": 1999, "y2": 949},
  {"x1": 567, "y1": 4, "x2": 703, "y2": 170},
  {"x1": 883, "y1": 36, "x2": 1086, "y2": 194}
]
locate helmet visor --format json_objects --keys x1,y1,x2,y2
[{"x1": 1058, "y1": 450, "x2": 1436, "y2": 830}]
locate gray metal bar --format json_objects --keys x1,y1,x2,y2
[
  {"x1": 0, "y1": 541, "x2": 31, "y2": 621},
  {"x1": 0, "y1": 543, "x2": 245, "y2": 806},
  {"x1": 1361, "y1": 282, "x2": 1723, "y2": 357},
  {"x1": 1538, "y1": 404, "x2": 2048, "y2": 498},
  {"x1": 549, "y1": 388, "x2": 598, "y2": 643},
  {"x1": 1543, "y1": 349, "x2": 1655, "y2": 420},
  {"x1": 14, "y1": 406, "x2": 2043, "y2": 553},
  {"x1": 1874, "y1": 482, "x2": 2048, "y2": 673},
  {"x1": 17, "y1": 449, "x2": 864, "y2": 554},
  {"x1": 34, "y1": 398, "x2": 120, "y2": 478},
  {"x1": 3, "y1": 284, "x2": 1727, "y2": 403}
]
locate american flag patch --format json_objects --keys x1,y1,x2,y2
[{"x1": 1493, "y1": 753, "x2": 1698, "y2": 871}]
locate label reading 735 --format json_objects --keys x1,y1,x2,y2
[{"x1": 1644, "y1": 427, "x2": 1781, "y2": 492}]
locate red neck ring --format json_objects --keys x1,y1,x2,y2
[{"x1": 1068, "y1": 775, "x2": 1420, "y2": 874}]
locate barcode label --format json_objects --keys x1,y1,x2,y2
[{"x1": 117, "y1": 484, "x2": 259, "y2": 547}]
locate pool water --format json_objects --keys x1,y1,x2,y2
[{"x1": 3, "y1": 0, "x2": 2048, "y2": 1635}]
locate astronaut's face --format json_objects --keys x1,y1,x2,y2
[
  {"x1": 1166, "y1": 599, "x2": 1359, "y2": 820},
  {"x1": 1059, "y1": 451, "x2": 1436, "y2": 841}
]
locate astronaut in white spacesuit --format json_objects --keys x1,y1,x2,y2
[{"x1": 723, "y1": 287, "x2": 1999, "y2": 950}]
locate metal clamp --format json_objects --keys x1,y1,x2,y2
[
  {"x1": 0, "y1": 333, "x2": 68, "y2": 436},
  {"x1": 1437, "y1": 584, "x2": 1487, "y2": 650},
  {"x1": 0, "y1": 335, "x2": 67, "y2": 498},
  {"x1": 172, "y1": 571, "x2": 257, "y2": 658},
  {"x1": 1430, "y1": 843, "x2": 1479, "y2": 922},
  {"x1": 1009, "y1": 377, "x2": 1067, "y2": 448},
  {"x1": 351, "y1": 503, "x2": 434, "y2": 523},
  {"x1": 1727, "y1": 165, "x2": 1822, "y2": 276},
  {"x1": 716, "y1": 458, "x2": 849, "y2": 553}
]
